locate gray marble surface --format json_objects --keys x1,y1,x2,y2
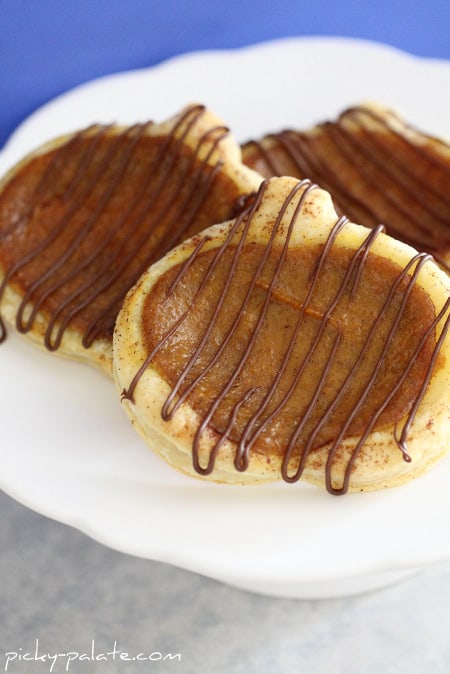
[{"x1": 1, "y1": 488, "x2": 449, "y2": 674}]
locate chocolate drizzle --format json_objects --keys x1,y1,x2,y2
[
  {"x1": 242, "y1": 106, "x2": 450, "y2": 272},
  {"x1": 123, "y1": 179, "x2": 449, "y2": 494},
  {"x1": 0, "y1": 105, "x2": 246, "y2": 351}
]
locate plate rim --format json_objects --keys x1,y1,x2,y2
[{"x1": 1, "y1": 35, "x2": 449, "y2": 594}]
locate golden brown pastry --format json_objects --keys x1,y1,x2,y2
[
  {"x1": 0, "y1": 105, "x2": 262, "y2": 374},
  {"x1": 242, "y1": 103, "x2": 450, "y2": 272},
  {"x1": 113, "y1": 176, "x2": 450, "y2": 495}
]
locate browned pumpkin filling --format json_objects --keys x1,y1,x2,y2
[
  {"x1": 0, "y1": 114, "x2": 245, "y2": 348},
  {"x1": 142, "y1": 241, "x2": 436, "y2": 473}
]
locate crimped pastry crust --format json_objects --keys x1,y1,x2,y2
[
  {"x1": 0, "y1": 105, "x2": 262, "y2": 374},
  {"x1": 113, "y1": 177, "x2": 450, "y2": 494}
]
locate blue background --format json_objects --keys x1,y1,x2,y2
[{"x1": 1, "y1": 0, "x2": 449, "y2": 149}]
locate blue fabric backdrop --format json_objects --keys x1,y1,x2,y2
[{"x1": 1, "y1": 0, "x2": 449, "y2": 148}]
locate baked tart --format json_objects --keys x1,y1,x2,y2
[
  {"x1": 0, "y1": 105, "x2": 261, "y2": 373},
  {"x1": 114, "y1": 176, "x2": 450, "y2": 495},
  {"x1": 242, "y1": 103, "x2": 450, "y2": 272}
]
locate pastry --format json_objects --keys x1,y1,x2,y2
[
  {"x1": 113, "y1": 176, "x2": 450, "y2": 495},
  {"x1": 242, "y1": 103, "x2": 450, "y2": 272},
  {"x1": 0, "y1": 105, "x2": 261, "y2": 373}
]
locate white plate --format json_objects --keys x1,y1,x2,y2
[{"x1": 1, "y1": 37, "x2": 449, "y2": 599}]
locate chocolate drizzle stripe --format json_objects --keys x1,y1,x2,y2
[
  {"x1": 234, "y1": 214, "x2": 349, "y2": 465},
  {"x1": 25, "y1": 125, "x2": 146, "y2": 344},
  {"x1": 192, "y1": 181, "x2": 318, "y2": 474},
  {"x1": 345, "y1": 106, "x2": 450, "y2": 180},
  {"x1": 275, "y1": 130, "x2": 404, "y2": 243},
  {"x1": 340, "y1": 297, "x2": 450, "y2": 494},
  {"x1": 0, "y1": 124, "x2": 130, "y2": 333},
  {"x1": 142, "y1": 128, "x2": 230, "y2": 267},
  {"x1": 0, "y1": 126, "x2": 111, "y2": 295},
  {"x1": 349, "y1": 225, "x2": 386, "y2": 298},
  {"x1": 240, "y1": 224, "x2": 385, "y2": 458},
  {"x1": 158, "y1": 180, "x2": 274, "y2": 415},
  {"x1": 206, "y1": 386, "x2": 261, "y2": 472},
  {"x1": 242, "y1": 106, "x2": 450, "y2": 268},
  {"x1": 16, "y1": 124, "x2": 148, "y2": 335},
  {"x1": 41, "y1": 125, "x2": 171, "y2": 349},
  {"x1": 269, "y1": 130, "x2": 377, "y2": 220},
  {"x1": 281, "y1": 329, "x2": 343, "y2": 481},
  {"x1": 167, "y1": 236, "x2": 212, "y2": 296},
  {"x1": 80, "y1": 126, "x2": 230, "y2": 347},
  {"x1": 243, "y1": 139, "x2": 281, "y2": 176},
  {"x1": 0, "y1": 125, "x2": 105, "y2": 242},
  {"x1": 345, "y1": 113, "x2": 450, "y2": 218},
  {"x1": 60, "y1": 125, "x2": 116, "y2": 202},
  {"x1": 319, "y1": 254, "x2": 433, "y2": 494},
  {"x1": 324, "y1": 121, "x2": 449, "y2": 237},
  {"x1": 280, "y1": 129, "x2": 405, "y2": 232},
  {"x1": 121, "y1": 190, "x2": 262, "y2": 403},
  {"x1": 282, "y1": 126, "x2": 427, "y2": 255},
  {"x1": 294, "y1": 253, "x2": 431, "y2": 479},
  {"x1": 394, "y1": 297, "x2": 450, "y2": 452},
  {"x1": 162, "y1": 180, "x2": 315, "y2": 427}
]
